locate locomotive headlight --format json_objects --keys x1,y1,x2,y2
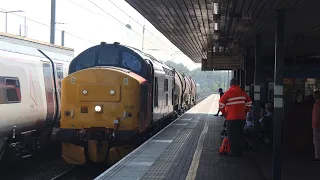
[
  {"x1": 94, "y1": 105, "x2": 103, "y2": 113},
  {"x1": 82, "y1": 89, "x2": 88, "y2": 95},
  {"x1": 110, "y1": 90, "x2": 115, "y2": 95}
]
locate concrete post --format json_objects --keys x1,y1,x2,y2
[
  {"x1": 61, "y1": 30, "x2": 65, "y2": 46},
  {"x1": 50, "y1": 0, "x2": 56, "y2": 44}
]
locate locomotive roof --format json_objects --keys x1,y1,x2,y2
[{"x1": 122, "y1": 44, "x2": 173, "y2": 71}]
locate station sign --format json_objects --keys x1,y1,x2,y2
[{"x1": 201, "y1": 52, "x2": 244, "y2": 71}]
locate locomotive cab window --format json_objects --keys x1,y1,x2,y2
[
  {"x1": 122, "y1": 52, "x2": 142, "y2": 73},
  {"x1": 97, "y1": 47, "x2": 120, "y2": 66},
  {"x1": 69, "y1": 45, "x2": 148, "y2": 79},
  {"x1": 5, "y1": 78, "x2": 21, "y2": 103},
  {"x1": 69, "y1": 49, "x2": 96, "y2": 74}
]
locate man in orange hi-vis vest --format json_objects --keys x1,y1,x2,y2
[{"x1": 219, "y1": 78, "x2": 252, "y2": 157}]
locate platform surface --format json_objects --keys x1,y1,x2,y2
[{"x1": 95, "y1": 94, "x2": 265, "y2": 180}]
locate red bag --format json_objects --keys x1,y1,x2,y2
[{"x1": 219, "y1": 137, "x2": 230, "y2": 155}]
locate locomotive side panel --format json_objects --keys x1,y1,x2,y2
[{"x1": 150, "y1": 61, "x2": 174, "y2": 121}]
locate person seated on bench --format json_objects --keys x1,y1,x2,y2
[
  {"x1": 244, "y1": 103, "x2": 274, "y2": 147},
  {"x1": 244, "y1": 105, "x2": 259, "y2": 148},
  {"x1": 244, "y1": 104, "x2": 260, "y2": 134},
  {"x1": 258, "y1": 102, "x2": 274, "y2": 143}
]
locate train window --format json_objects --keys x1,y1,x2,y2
[
  {"x1": 5, "y1": 78, "x2": 21, "y2": 103},
  {"x1": 172, "y1": 87, "x2": 174, "y2": 105},
  {"x1": 154, "y1": 77, "x2": 158, "y2": 107},
  {"x1": 164, "y1": 78, "x2": 168, "y2": 92},
  {"x1": 166, "y1": 94, "x2": 168, "y2": 106}
]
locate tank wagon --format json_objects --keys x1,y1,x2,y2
[
  {"x1": 0, "y1": 33, "x2": 74, "y2": 162},
  {"x1": 57, "y1": 42, "x2": 197, "y2": 164}
]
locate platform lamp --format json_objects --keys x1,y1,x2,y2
[{"x1": 0, "y1": 10, "x2": 24, "y2": 33}]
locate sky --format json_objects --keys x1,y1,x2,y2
[{"x1": 0, "y1": 0, "x2": 201, "y2": 70}]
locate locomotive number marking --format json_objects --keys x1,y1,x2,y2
[
  {"x1": 71, "y1": 77, "x2": 76, "y2": 84},
  {"x1": 124, "y1": 105, "x2": 135, "y2": 110},
  {"x1": 123, "y1": 78, "x2": 128, "y2": 85}
]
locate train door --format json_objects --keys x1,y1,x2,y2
[
  {"x1": 42, "y1": 62, "x2": 56, "y2": 125},
  {"x1": 146, "y1": 60, "x2": 154, "y2": 114},
  {"x1": 138, "y1": 60, "x2": 154, "y2": 128},
  {"x1": 140, "y1": 82, "x2": 153, "y2": 132}
]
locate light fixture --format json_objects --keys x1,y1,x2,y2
[
  {"x1": 214, "y1": 23, "x2": 220, "y2": 31},
  {"x1": 82, "y1": 89, "x2": 88, "y2": 95},
  {"x1": 213, "y1": 3, "x2": 219, "y2": 15},
  {"x1": 94, "y1": 105, "x2": 103, "y2": 113},
  {"x1": 110, "y1": 90, "x2": 115, "y2": 95}
]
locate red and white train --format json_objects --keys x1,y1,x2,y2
[{"x1": 0, "y1": 33, "x2": 74, "y2": 162}]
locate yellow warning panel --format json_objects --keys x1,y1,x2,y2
[{"x1": 62, "y1": 143, "x2": 86, "y2": 164}]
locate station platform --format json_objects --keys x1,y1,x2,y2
[{"x1": 95, "y1": 94, "x2": 265, "y2": 180}]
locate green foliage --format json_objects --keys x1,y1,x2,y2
[{"x1": 165, "y1": 60, "x2": 231, "y2": 93}]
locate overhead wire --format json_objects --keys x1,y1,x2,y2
[
  {"x1": 87, "y1": 0, "x2": 170, "y2": 52},
  {"x1": 107, "y1": 0, "x2": 174, "y2": 51},
  {"x1": 66, "y1": 0, "x2": 174, "y2": 57},
  {"x1": 71, "y1": 0, "x2": 177, "y2": 58},
  {"x1": 0, "y1": 7, "x2": 97, "y2": 44},
  {"x1": 1, "y1": 2, "x2": 181, "y2": 59}
]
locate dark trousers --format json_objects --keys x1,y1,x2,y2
[{"x1": 227, "y1": 120, "x2": 246, "y2": 156}]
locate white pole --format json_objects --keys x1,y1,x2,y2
[
  {"x1": 5, "y1": 13, "x2": 8, "y2": 33},
  {"x1": 24, "y1": 16, "x2": 27, "y2": 37}
]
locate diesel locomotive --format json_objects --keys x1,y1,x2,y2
[{"x1": 57, "y1": 42, "x2": 197, "y2": 164}]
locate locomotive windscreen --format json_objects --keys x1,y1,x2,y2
[{"x1": 68, "y1": 44, "x2": 147, "y2": 78}]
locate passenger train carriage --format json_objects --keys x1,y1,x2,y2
[
  {"x1": 58, "y1": 42, "x2": 197, "y2": 164},
  {"x1": 0, "y1": 33, "x2": 74, "y2": 162}
]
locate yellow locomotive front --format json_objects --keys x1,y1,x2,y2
[{"x1": 57, "y1": 42, "x2": 152, "y2": 164}]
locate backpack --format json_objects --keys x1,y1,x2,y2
[{"x1": 219, "y1": 137, "x2": 230, "y2": 155}]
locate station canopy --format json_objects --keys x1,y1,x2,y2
[{"x1": 125, "y1": 0, "x2": 320, "y2": 69}]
